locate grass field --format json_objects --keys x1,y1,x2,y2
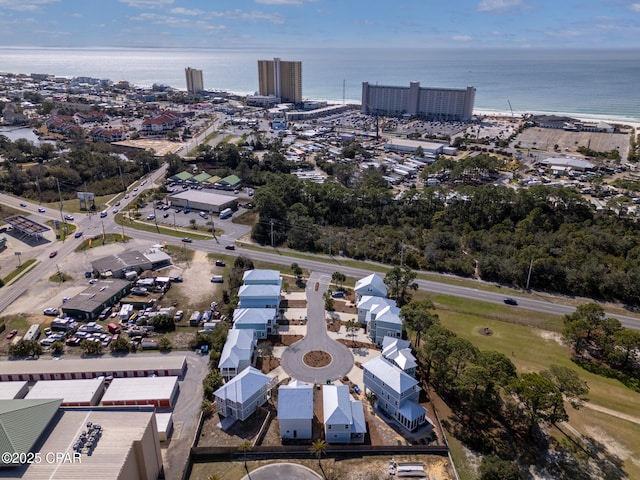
[{"x1": 426, "y1": 294, "x2": 640, "y2": 479}]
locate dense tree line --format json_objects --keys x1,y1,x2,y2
[
  {"x1": 0, "y1": 138, "x2": 160, "y2": 201},
  {"x1": 251, "y1": 170, "x2": 640, "y2": 305}
]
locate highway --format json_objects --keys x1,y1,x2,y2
[{"x1": 3, "y1": 162, "x2": 640, "y2": 331}]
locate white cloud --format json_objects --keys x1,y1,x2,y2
[
  {"x1": 477, "y1": 0, "x2": 523, "y2": 12},
  {"x1": 130, "y1": 13, "x2": 188, "y2": 27},
  {"x1": 0, "y1": 0, "x2": 58, "y2": 12},
  {"x1": 452, "y1": 35, "x2": 472, "y2": 41},
  {"x1": 170, "y1": 8, "x2": 205, "y2": 16},
  {"x1": 119, "y1": 0, "x2": 173, "y2": 8},
  {"x1": 630, "y1": 3, "x2": 640, "y2": 12}
]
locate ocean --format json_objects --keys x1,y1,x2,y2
[{"x1": 1, "y1": 46, "x2": 639, "y2": 123}]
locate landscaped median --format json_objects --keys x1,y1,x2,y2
[{"x1": 1, "y1": 259, "x2": 38, "y2": 287}]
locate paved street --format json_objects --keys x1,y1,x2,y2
[{"x1": 280, "y1": 272, "x2": 354, "y2": 383}]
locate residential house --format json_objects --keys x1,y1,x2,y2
[
  {"x1": 75, "y1": 110, "x2": 107, "y2": 124},
  {"x1": 141, "y1": 110, "x2": 184, "y2": 134},
  {"x1": 322, "y1": 385, "x2": 366, "y2": 444},
  {"x1": 214, "y1": 366, "x2": 277, "y2": 421},
  {"x1": 381, "y1": 337, "x2": 417, "y2": 377},
  {"x1": 218, "y1": 328, "x2": 256, "y2": 381},
  {"x1": 354, "y1": 273, "x2": 388, "y2": 300},
  {"x1": 278, "y1": 380, "x2": 313, "y2": 440},
  {"x1": 238, "y1": 284, "x2": 280, "y2": 309},
  {"x1": 233, "y1": 308, "x2": 277, "y2": 339},
  {"x1": 363, "y1": 356, "x2": 432, "y2": 432},
  {"x1": 91, "y1": 127, "x2": 125, "y2": 143},
  {"x1": 367, "y1": 303, "x2": 403, "y2": 347},
  {"x1": 242, "y1": 269, "x2": 282, "y2": 288},
  {"x1": 357, "y1": 295, "x2": 396, "y2": 324}
]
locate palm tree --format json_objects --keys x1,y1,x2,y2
[
  {"x1": 310, "y1": 439, "x2": 327, "y2": 468},
  {"x1": 238, "y1": 440, "x2": 252, "y2": 470}
]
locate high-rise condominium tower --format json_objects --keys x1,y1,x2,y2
[
  {"x1": 185, "y1": 67, "x2": 204, "y2": 95},
  {"x1": 257, "y1": 58, "x2": 302, "y2": 103}
]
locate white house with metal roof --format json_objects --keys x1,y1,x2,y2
[
  {"x1": 363, "y1": 356, "x2": 431, "y2": 432},
  {"x1": 357, "y1": 295, "x2": 396, "y2": 324},
  {"x1": 354, "y1": 273, "x2": 388, "y2": 300},
  {"x1": 219, "y1": 328, "x2": 256, "y2": 381},
  {"x1": 214, "y1": 367, "x2": 277, "y2": 421},
  {"x1": 232, "y1": 308, "x2": 277, "y2": 339},
  {"x1": 322, "y1": 385, "x2": 366, "y2": 444},
  {"x1": 381, "y1": 338, "x2": 418, "y2": 377},
  {"x1": 278, "y1": 380, "x2": 314, "y2": 440}
]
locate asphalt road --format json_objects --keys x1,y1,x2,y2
[
  {"x1": 280, "y1": 272, "x2": 354, "y2": 383},
  {"x1": 3, "y1": 161, "x2": 640, "y2": 332}
]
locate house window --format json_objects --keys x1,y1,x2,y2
[
  {"x1": 345, "y1": 425, "x2": 349, "y2": 429},
  {"x1": 328, "y1": 425, "x2": 332, "y2": 429}
]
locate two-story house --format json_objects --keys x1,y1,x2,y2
[
  {"x1": 237, "y1": 284, "x2": 281, "y2": 309},
  {"x1": 278, "y1": 380, "x2": 314, "y2": 440},
  {"x1": 232, "y1": 308, "x2": 277, "y2": 339},
  {"x1": 354, "y1": 273, "x2": 388, "y2": 301},
  {"x1": 218, "y1": 328, "x2": 256, "y2": 381},
  {"x1": 322, "y1": 385, "x2": 366, "y2": 444},
  {"x1": 381, "y1": 337, "x2": 417, "y2": 377},
  {"x1": 363, "y1": 356, "x2": 432, "y2": 432},
  {"x1": 214, "y1": 366, "x2": 277, "y2": 421}
]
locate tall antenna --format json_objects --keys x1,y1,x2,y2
[{"x1": 508, "y1": 100, "x2": 514, "y2": 117}]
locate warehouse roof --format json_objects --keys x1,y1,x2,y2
[
  {"x1": 61, "y1": 279, "x2": 130, "y2": 313},
  {"x1": 0, "y1": 355, "x2": 187, "y2": 377},
  {"x1": 0, "y1": 381, "x2": 28, "y2": 399},
  {"x1": 166, "y1": 189, "x2": 237, "y2": 206},
  {"x1": 101, "y1": 376, "x2": 178, "y2": 404},
  {"x1": 26, "y1": 378, "x2": 105, "y2": 405}
]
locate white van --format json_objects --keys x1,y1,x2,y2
[{"x1": 100, "y1": 210, "x2": 108, "y2": 218}]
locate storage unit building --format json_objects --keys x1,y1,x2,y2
[
  {"x1": 26, "y1": 377, "x2": 105, "y2": 406},
  {"x1": 101, "y1": 376, "x2": 179, "y2": 408}
]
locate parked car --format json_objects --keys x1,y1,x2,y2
[
  {"x1": 503, "y1": 297, "x2": 518, "y2": 306},
  {"x1": 5, "y1": 329, "x2": 18, "y2": 340},
  {"x1": 44, "y1": 328, "x2": 52, "y2": 336},
  {"x1": 170, "y1": 276, "x2": 183, "y2": 283},
  {"x1": 146, "y1": 214, "x2": 155, "y2": 220},
  {"x1": 43, "y1": 307, "x2": 58, "y2": 316},
  {"x1": 210, "y1": 275, "x2": 224, "y2": 283},
  {"x1": 215, "y1": 260, "x2": 226, "y2": 267},
  {"x1": 173, "y1": 310, "x2": 184, "y2": 322}
]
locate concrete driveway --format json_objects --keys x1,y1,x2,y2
[{"x1": 280, "y1": 272, "x2": 354, "y2": 383}]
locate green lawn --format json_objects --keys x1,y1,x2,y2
[{"x1": 432, "y1": 299, "x2": 640, "y2": 479}]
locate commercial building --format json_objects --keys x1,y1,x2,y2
[
  {"x1": 101, "y1": 376, "x2": 179, "y2": 408},
  {"x1": 166, "y1": 190, "x2": 237, "y2": 214},
  {"x1": 185, "y1": 67, "x2": 204, "y2": 94},
  {"x1": 61, "y1": 278, "x2": 131, "y2": 320},
  {"x1": 18, "y1": 407, "x2": 163, "y2": 480},
  {"x1": 361, "y1": 81, "x2": 475, "y2": 121},
  {"x1": 0, "y1": 381, "x2": 28, "y2": 399},
  {"x1": 26, "y1": 378, "x2": 106, "y2": 406},
  {"x1": 0, "y1": 355, "x2": 187, "y2": 382},
  {"x1": 90, "y1": 248, "x2": 171, "y2": 279},
  {"x1": 258, "y1": 58, "x2": 302, "y2": 103}
]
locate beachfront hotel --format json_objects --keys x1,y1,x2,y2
[
  {"x1": 257, "y1": 58, "x2": 302, "y2": 104},
  {"x1": 361, "y1": 81, "x2": 476, "y2": 121},
  {"x1": 185, "y1": 67, "x2": 204, "y2": 94}
]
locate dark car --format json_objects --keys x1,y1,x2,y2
[
  {"x1": 503, "y1": 297, "x2": 518, "y2": 306},
  {"x1": 170, "y1": 276, "x2": 183, "y2": 283},
  {"x1": 225, "y1": 244, "x2": 235, "y2": 250},
  {"x1": 49, "y1": 251, "x2": 58, "y2": 258},
  {"x1": 19, "y1": 203, "x2": 27, "y2": 207},
  {"x1": 74, "y1": 231, "x2": 83, "y2": 238},
  {"x1": 182, "y1": 237, "x2": 192, "y2": 243},
  {"x1": 215, "y1": 260, "x2": 226, "y2": 267}
]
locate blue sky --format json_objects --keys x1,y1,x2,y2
[{"x1": 0, "y1": 0, "x2": 639, "y2": 49}]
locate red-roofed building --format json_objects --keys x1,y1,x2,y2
[
  {"x1": 75, "y1": 110, "x2": 108, "y2": 124},
  {"x1": 141, "y1": 110, "x2": 184, "y2": 134},
  {"x1": 92, "y1": 127, "x2": 126, "y2": 143}
]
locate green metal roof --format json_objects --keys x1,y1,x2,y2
[
  {"x1": 192, "y1": 172, "x2": 212, "y2": 182},
  {"x1": 172, "y1": 171, "x2": 193, "y2": 181},
  {"x1": 220, "y1": 174, "x2": 241, "y2": 186},
  {"x1": 0, "y1": 399, "x2": 62, "y2": 464}
]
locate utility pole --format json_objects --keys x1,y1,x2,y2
[
  {"x1": 270, "y1": 219, "x2": 274, "y2": 248},
  {"x1": 526, "y1": 258, "x2": 534, "y2": 290},
  {"x1": 118, "y1": 165, "x2": 125, "y2": 192}
]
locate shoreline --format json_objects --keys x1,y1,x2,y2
[{"x1": 475, "y1": 109, "x2": 640, "y2": 130}]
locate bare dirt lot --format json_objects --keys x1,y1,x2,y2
[{"x1": 515, "y1": 127, "x2": 630, "y2": 159}]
